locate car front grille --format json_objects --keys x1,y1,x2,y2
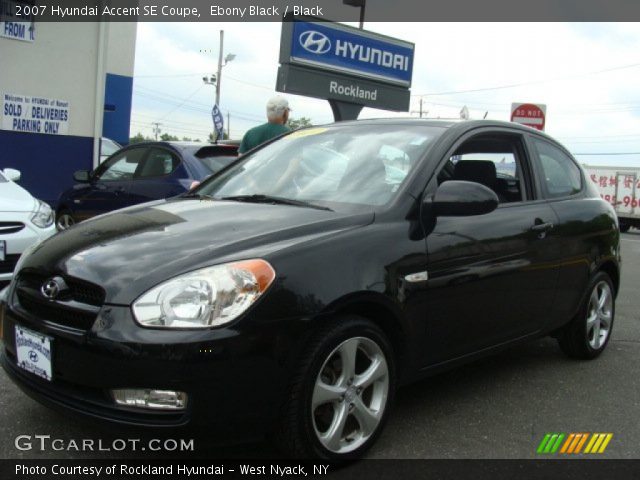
[
  {"x1": 0, "y1": 222, "x2": 25, "y2": 234},
  {"x1": 0, "y1": 254, "x2": 21, "y2": 274},
  {"x1": 14, "y1": 272, "x2": 105, "y2": 331}
]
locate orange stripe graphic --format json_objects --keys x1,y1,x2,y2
[
  {"x1": 567, "y1": 434, "x2": 582, "y2": 454},
  {"x1": 560, "y1": 434, "x2": 575, "y2": 454},
  {"x1": 574, "y1": 433, "x2": 589, "y2": 453}
]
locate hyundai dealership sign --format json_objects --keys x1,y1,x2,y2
[
  {"x1": 289, "y1": 21, "x2": 414, "y2": 87},
  {"x1": 278, "y1": 16, "x2": 414, "y2": 115}
]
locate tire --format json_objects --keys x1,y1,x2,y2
[
  {"x1": 56, "y1": 210, "x2": 76, "y2": 231},
  {"x1": 558, "y1": 271, "x2": 615, "y2": 359},
  {"x1": 619, "y1": 222, "x2": 631, "y2": 233},
  {"x1": 275, "y1": 315, "x2": 396, "y2": 459}
]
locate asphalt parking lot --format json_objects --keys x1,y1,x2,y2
[{"x1": 1, "y1": 232, "x2": 639, "y2": 460}]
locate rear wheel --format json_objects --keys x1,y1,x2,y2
[
  {"x1": 56, "y1": 210, "x2": 76, "y2": 231},
  {"x1": 558, "y1": 271, "x2": 615, "y2": 359},
  {"x1": 276, "y1": 316, "x2": 395, "y2": 459}
]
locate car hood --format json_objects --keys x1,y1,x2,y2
[
  {"x1": 0, "y1": 181, "x2": 36, "y2": 213},
  {"x1": 21, "y1": 198, "x2": 374, "y2": 304}
]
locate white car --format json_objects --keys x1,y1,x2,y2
[{"x1": 0, "y1": 168, "x2": 56, "y2": 283}]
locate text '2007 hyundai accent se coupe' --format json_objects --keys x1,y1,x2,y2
[{"x1": 0, "y1": 120, "x2": 620, "y2": 459}]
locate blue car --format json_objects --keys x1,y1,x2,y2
[{"x1": 55, "y1": 141, "x2": 238, "y2": 230}]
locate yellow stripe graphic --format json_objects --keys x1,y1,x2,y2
[
  {"x1": 584, "y1": 434, "x2": 598, "y2": 453},
  {"x1": 591, "y1": 434, "x2": 606, "y2": 453},
  {"x1": 598, "y1": 434, "x2": 613, "y2": 453}
]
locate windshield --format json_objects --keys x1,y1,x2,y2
[{"x1": 196, "y1": 125, "x2": 442, "y2": 209}]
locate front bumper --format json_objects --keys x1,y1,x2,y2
[
  {"x1": 0, "y1": 298, "x2": 294, "y2": 434},
  {"x1": 0, "y1": 220, "x2": 56, "y2": 282}
]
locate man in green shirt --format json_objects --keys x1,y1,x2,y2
[{"x1": 238, "y1": 96, "x2": 291, "y2": 154}]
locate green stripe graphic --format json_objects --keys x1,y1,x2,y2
[
  {"x1": 550, "y1": 433, "x2": 565, "y2": 453},
  {"x1": 537, "y1": 434, "x2": 552, "y2": 453}
]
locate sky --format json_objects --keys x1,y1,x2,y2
[{"x1": 131, "y1": 22, "x2": 640, "y2": 166}]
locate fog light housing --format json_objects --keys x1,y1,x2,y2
[{"x1": 112, "y1": 389, "x2": 188, "y2": 411}]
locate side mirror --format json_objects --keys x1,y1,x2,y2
[
  {"x1": 73, "y1": 170, "x2": 91, "y2": 183},
  {"x1": 431, "y1": 180, "x2": 498, "y2": 217},
  {"x1": 3, "y1": 168, "x2": 21, "y2": 182}
]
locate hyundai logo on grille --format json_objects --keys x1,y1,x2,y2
[
  {"x1": 299, "y1": 30, "x2": 331, "y2": 55},
  {"x1": 29, "y1": 350, "x2": 39, "y2": 362},
  {"x1": 41, "y1": 277, "x2": 67, "y2": 300}
]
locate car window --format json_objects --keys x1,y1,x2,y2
[
  {"x1": 532, "y1": 139, "x2": 582, "y2": 198},
  {"x1": 95, "y1": 148, "x2": 147, "y2": 181},
  {"x1": 136, "y1": 148, "x2": 180, "y2": 178},
  {"x1": 437, "y1": 134, "x2": 528, "y2": 203},
  {"x1": 197, "y1": 125, "x2": 443, "y2": 209},
  {"x1": 101, "y1": 138, "x2": 121, "y2": 157}
]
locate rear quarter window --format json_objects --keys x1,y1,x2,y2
[{"x1": 532, "y1": 138, "x2": 582, "y2": 199}]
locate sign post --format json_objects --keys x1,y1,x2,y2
[
  {"x1": 277, "y1": 15, "x2": 414, "y2": 121},
  {"x1": 510, "y1": 103, "x2": 546, "y2": 131}
]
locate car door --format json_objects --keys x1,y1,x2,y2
[
  {"x1": 527, "y1": 135, "x2": 597, "y2": 329},
  {"x1": 127, "y1": 147, "x2": 189, "y2": 205},
  {"x1": 72, "y1": 147, "x2": 146, "y2": 221},
  {"x1": 420, "y1": 129, "x2": 563, "y2": 366}
]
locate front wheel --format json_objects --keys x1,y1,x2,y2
[
  {"x1": 56, "y1": 210, "x2": 76, "y2": 231},
  {"x1": 276, "y1": 316, "x2": 396, "y2": 459},
  {"x1": 558, "y1": 271, "x2": 615, "y2": 359}
]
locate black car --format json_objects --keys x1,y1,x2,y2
[
  {"x1": 0, "y1": 120, "x2": 620, "y2": 459},
  {"x1": 55, "y1": 141, "x2": 239, "y2": 230}
]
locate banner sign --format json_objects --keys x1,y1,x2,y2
[
  {"x1": 211, "y1": 103, "x2": 224, "y2": 140},
  {"x1": 2, "y1": 93, "x2": 70, "y2": 135},
  {"x1": 0, "y1": 1, "x2": 35, "y2": 42},
  {"x1": 281, "y1": 19, "x2": 414, "y2": 87}
]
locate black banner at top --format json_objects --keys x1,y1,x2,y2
[{"x1": 2, "y1": 0, "x2": 640, "y2": 22}]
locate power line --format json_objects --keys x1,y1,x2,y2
[{"x1": 412, "y1": 61, "x2": 640, "y2": 97}]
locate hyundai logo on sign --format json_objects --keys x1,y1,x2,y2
[
  {"x1": 299, "y1": 30, "x2": 332, "y2": 54},
  {"x1": 288, "y1": 21, "x2": 414, "y2": 87}
]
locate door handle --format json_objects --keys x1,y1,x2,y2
[{"x1": 531, "y1": 222, "x2": 554, "y2": 232}]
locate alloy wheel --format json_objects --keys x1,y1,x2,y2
[
  {"x1": 56, "y1": 213, "x2": 75, "y2": 231},
  {"x1": 587, "y1": 280, "x2": 613, "y2": 349},
  {"x1": 311, "y1": 336, "x2": 389, "y2": 454}
]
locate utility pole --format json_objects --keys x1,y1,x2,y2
[
  {"x1": 152, "y1": 122, "x2": 162, "y2": 140},
  {"x1": 419, "y1": 97, "x2": 423, "y2": 118},
  {"x1": 215, "y1": 30, "x2": 224, "y2": 107},
  {"x1": 227, "y1": 111, "x2": 230, "y2": 139}
]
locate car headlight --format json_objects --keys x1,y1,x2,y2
[
  {"x1": 31, "y1": 200, "x2": 54, "y2": 228},
  {"x1": 132, "y1": 259, "x2": 275, "y2": 328}
]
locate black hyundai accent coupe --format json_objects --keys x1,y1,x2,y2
[{"x1": 0, "y1": 120, "x2": 620, "y2": 459}]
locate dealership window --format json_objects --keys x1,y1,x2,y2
[
  {"x1": 95, "y1": 148, "x2": 146, "y2": 182},
  {"x1": 532, "y1": 139, "x2": 582, "y2": 199},
  {"x1": 437, "y1": 134, "x2": 528, "y2": 203}
]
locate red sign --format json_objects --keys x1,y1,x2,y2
[{"x1": 510, "y1": 103, "x2": 546, "y2": 131}]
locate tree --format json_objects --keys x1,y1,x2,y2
[
  {"x1": 288, "y1": 117, "x2": 313, "y2": 130},
  {"x1": 160, "y1": 133, "x2": 179, "y2": 141},
  {"x1": 208, "y1": 131, "x2": 229, "y2": 142},
  {"x1": 129, "y1": 132, "x2": 151, "y2": 144}
]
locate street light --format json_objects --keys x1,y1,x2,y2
[{"x1": 343, "y1": 0, "x2": 366, "y2": 29}]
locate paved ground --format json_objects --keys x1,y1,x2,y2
[{"x1": 1, "y1": 232, "x2": 639, "y2": 460}]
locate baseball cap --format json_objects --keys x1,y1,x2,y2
[{"x1": 266, "y1": 96, "x2": 291, "y2": 117}]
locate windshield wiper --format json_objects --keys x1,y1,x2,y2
[
  {"x1": 220, "y1": 194, "x2": 333, "y2": 211},
  {"x1": 180, "y1": 192, "x2": 215, "y2": 200}
]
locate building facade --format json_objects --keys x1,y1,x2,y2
[{"x1": 0, "y1": 19, "x2": 136, "y2": 208}]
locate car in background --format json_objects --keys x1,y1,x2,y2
[
  {"x1": 100, "y1": 137, "x2": 121, "y2": 164},
  {"x1": 55, "y1": 141, "x2": 238, "y2": 230},
  {"x1": 0, "y1": 168, "x2": 55, "y2": 285}
]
